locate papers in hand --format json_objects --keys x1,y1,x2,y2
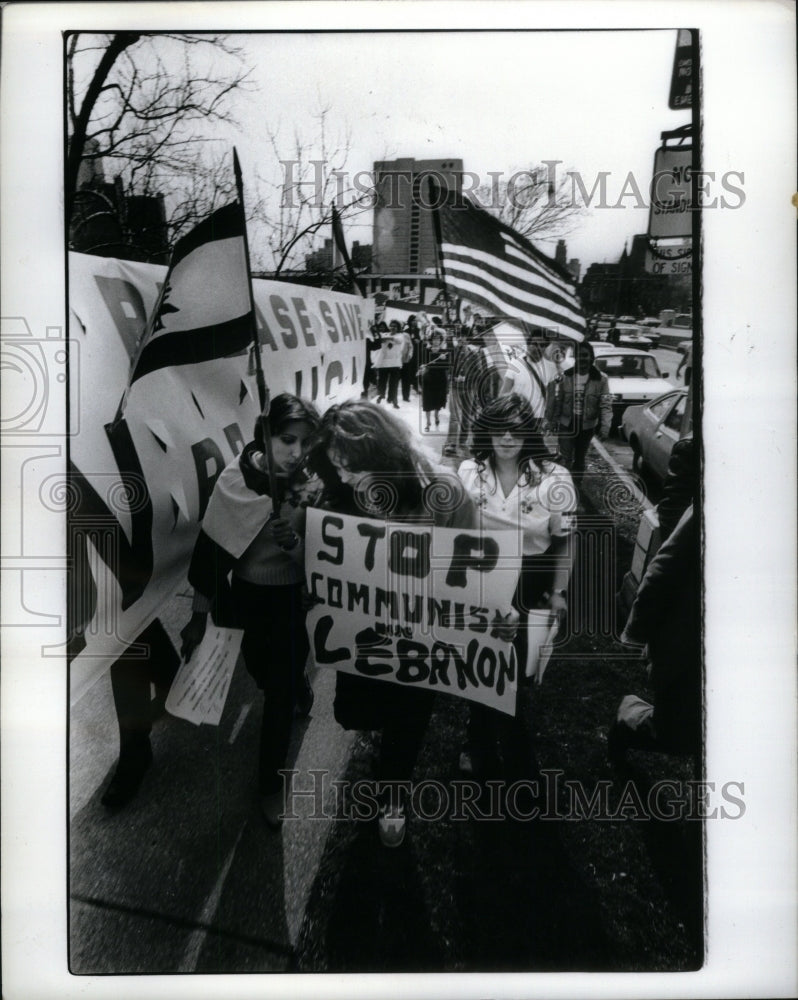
[
  {"x1": 166, "y1": 625, "x2": 244, "y2": 726},
  {"x1": 524, "y1": 610, "x2": 560, "y2": 684}
]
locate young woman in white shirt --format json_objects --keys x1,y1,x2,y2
[{"x1": 457, "y1": 393, "x2": 577, "y2": 783}]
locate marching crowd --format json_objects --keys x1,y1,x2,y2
[{"x1": 101, "y1": 311, "x2": 698, "y2": 852}]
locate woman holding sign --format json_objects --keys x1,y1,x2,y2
[
  {"x1": 457, "y1": 393, "x2": 577, "y2": 783},
  {"x1": 179, "y1": 394, "x2": 321, "y2": 829},
  {"x1": 305, "y1": 399, "x2": 489, "y2": 848}
]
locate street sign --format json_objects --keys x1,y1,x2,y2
[
  {"x1": 649, "y1": 144, "x2": 693, "y2": 240},
  {"x1": 644, "y1": 246, "x2": 692, "y2": 276},
  {"x1": 669, "y1": 29, "x2": 693, "y2": 110}
]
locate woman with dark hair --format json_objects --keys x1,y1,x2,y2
[
  {"x1": 545, "y1": 338, "x2": 612, "y2": 488},
  {"x1": 457, "y1": 393, "x2": 577, "y2": 780},
  {"x1": 304, "y1": 399, "x2": 481, "y2": 847},
  {"x1": 179, "y1": 393, "x2": 321, "y2": 829}
]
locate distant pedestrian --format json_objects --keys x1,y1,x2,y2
[
  {"x1": 677, "y1": 342, "x2": 693, "y2": 386},
  {"x1": 361, "y1": 323, "x2": 382, "y2": 398},
  {"x1": 418, "y1": 327, "x2": 449, "y2": 430},
  {"x1": 545, "y1": 339, "x2": 612, "y2": 489},
  {"x1": 443, "y1": 330, "x2": 496, "y2": 457},
  {"x1": 374, "y1": 321, "x2": 402, "y2": 408},
  {"x1": 398, "y1": 324, "x2": 415, "y2": 402},
  {"x1": 499, "y1": 330, "x2": 558, "y2": 427}
]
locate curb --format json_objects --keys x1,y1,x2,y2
[{"x1": 589, "y1": 435, "x2": 654, "y2": 512}]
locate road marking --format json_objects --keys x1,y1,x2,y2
[
  {"x1": 177, "y1": 828, "x2": 244, "y2": 972},
  {"x1": 228, "y1": 703, "x2": 252, "y2": 744}
]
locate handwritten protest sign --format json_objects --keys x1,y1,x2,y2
[
  {"x1": 305, "y1": 509, "x2": 523, "y2": 714},
  {"x1": 165, "y1": 625, "x2": 244, "y2": 726}
]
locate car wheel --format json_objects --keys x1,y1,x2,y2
[{"x1": 629, "y1": 435, "x2": 642, "y2": 472}]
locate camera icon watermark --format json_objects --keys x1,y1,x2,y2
[{"x1": 0, "y1": 317, "x2": 78, "y2": 436}]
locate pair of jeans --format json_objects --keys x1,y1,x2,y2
[{"x1": 557, "y1": 425, "x2": 595, "y2": 484}]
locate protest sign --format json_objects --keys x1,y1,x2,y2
[
  {"x1": 305, "y1": 509, "x2": 523, "y2": 714},
  {"x1": 372, "y1": 333, "x2": 403, "y2": 368},
  {"x1": 65, "y1": 253, "x2": 373, "y2": 700},
  {"x1": 165, "y1": 625, "x2": 244, "y2": 726}
]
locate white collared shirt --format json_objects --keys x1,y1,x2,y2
[{"x1": 457, "y1": 459, "x2": 577, "y2": 556}]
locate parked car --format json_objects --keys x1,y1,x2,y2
[
  {"x1": 640, "y1": 317, "x2": 663, "y2": 328},
  {"x1": 618, "y1": 326, "x2": 660, "y2": 350},
  {"x1": 565, "y1": 347, "x2": 675, "y2": 431},
  {"x1": 602, "y1": 321, "x2": 660, "y2": 350},
  {"x1": 621, "y1": 387, "x2": 689, "y2": 480}
]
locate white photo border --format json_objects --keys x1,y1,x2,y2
[{"x1": 1, "y1": 2, "x2": 796, "y2": 998}]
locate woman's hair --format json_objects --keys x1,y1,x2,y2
[
  {"x1": 305, "y1": 399, "x2": 433, "y2": 514},
  {"x1": 574, "y1": 339, "x2": 595, "y2": 365},
  {"x1": 253, "y1": 393, "x2": 320, "y2": 450},
  {"x1": 470, "y1": 393, "x2": 557, "y2": 488}
]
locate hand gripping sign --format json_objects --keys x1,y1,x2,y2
[{"x1": 305, "y1": 509, "x2": 523, "y2": 715}]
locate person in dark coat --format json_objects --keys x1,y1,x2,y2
[
  {"x1": 657, "y1": 435, "x2": 696, "y2": 542},
  {"x1": 418, "y1": 327, "x2": 450, "y2": 430},
  {"x1": 609, "y1": 505, "x2": 700, "y2": 760}
]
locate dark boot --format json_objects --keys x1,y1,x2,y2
[{"x1": 101, "y1": 734, "x2": 153, "y2": 809}]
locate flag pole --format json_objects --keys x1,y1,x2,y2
[
  {"x1": 427, "y1": 178, "x2": 454, "y2": 327},
  {"x1": 233, "y1": 147, "x2": 282, "y2": 515},
  {"x1": 331, "y1": 204, "x2": 363, "y2": 297}
]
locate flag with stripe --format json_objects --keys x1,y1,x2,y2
[
  {"x1": 130, "y1": 201, "x2": 253, "y2": 383},
  {"x1": 431, "y1": 185, "x2": 585, "y2": 341}
]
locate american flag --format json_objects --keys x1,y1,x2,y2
[{"x1": 431, "y1": 185, "x2": 585, "y2": 340}]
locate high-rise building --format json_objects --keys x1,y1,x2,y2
[{"x1": 372, "y1": 157, "x2": 463, "y2": 274}]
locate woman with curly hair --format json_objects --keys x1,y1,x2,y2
[
  {"x1": 304, "y1": 399, "x2": 481, "y2": 847},
  {"x1": 179, "y1": 394, "x2": 321, "y2": 829},
  {"x1": 457, "y1": 393, "x2": 577, "y2": 781}
]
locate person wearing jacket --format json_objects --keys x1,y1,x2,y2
[
  {"x1": 179, "y1": 394, "x2": 321, "y2": 829},
  {"x1": 610, "y1": 505, "x2": 700, "y2": 760},
  {"x1": 545, "y1": 339, "x2": 612, "y2": 487}
]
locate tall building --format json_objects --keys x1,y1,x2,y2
[{"x1": 372, "y1": 157, "x2": 463, "y2": 274}]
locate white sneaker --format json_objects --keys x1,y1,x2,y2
[{"x1": 378, "y1": 806, "x2": 406, "y2": 848}]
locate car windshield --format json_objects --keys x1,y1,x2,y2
[{"x1": 596, "y1": 354, "x2": 661, "y2": 378}]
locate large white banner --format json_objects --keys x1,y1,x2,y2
[
  {"x1": 305, "y1": 508, "x2": 523, "y2": 714},
  {"x1": 67, "y1": 252, "x2": 373, "y2": 701}
]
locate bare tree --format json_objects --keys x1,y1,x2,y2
[
  {"x1": 471, "y1": 163, "x2": 587, "y2": 242},
  {"x1": 248, "y1": 103, "x2": 373, "y2": 277},
  {"x1": 66, "y1": 32, "x2": 253, "y2": 244}
]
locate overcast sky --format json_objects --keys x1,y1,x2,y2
[
  {"x1": 73, "y1": 27, "x2": 691, "y2": 273},
  {"x1": 230, "y1": 28, "x2": 691, "y2": 270}
]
